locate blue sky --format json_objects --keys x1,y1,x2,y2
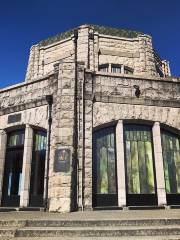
[{"x1": 0, "y1": 0, "x2": 179, "y2": 88}]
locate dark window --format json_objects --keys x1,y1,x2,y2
[
  {"x1": 99, "y1": 64, "x2": 109, "y2": 72},
  {"x1": 2, "y1": 130, "x2": 25, "y2": 206},
  {"x1": 124, "y1": 66, "x2": 133, "y2": 75},
  {"x1": 111, "y1": 64, "x2": 122, "y2": 74},
  {"x1": 29, "y1": 130, "x2": 47, "y2": 206}
]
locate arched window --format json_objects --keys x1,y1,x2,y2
[{"x1": 161, "y1": 130, "x2": 180, "y2": 197}]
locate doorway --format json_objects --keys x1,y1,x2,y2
[{"x1": 1, "y1": 130, "x2": 24, "y2": 207}]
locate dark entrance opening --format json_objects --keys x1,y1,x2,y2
[
  {"x1": 29, "y1": 130, "x2": 47, "y2": 207},
  {"x1": 2, "y1": 130, "x2": 25, "y2": 207},
  {"x1": 124, "y1": 125, "x2": 158, "y2": 206},
  {"x1": 92, "y1": 127, "x2": 118, "y2": 207}
]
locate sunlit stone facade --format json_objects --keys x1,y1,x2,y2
[{"x1": 0, "y1": 25, "x2": 179, "y2": 212}]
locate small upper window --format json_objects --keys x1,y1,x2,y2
[
  {"x1": 99, "y1": 64, "x2": 109, "y2": 72},
  {"x1": 99, "y1": 63, "x2": 134, "y2": 75},
  {"x1": 111, "y1": 64, "x2": 122, "y2": 74},
  {"x1": 124, "y1": 66, "x2": 133, "y2": 75}
]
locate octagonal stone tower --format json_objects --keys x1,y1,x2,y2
[{"x1": 0, "y1": 25, "x2": 179, "y2": 213}]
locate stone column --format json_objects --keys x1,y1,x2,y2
[
  {"x1": 20, "y1": 125, "x2": 33, "y2": 207},
  {"x1": 152, "y1": 122, "x2": 166, "y2": 205},
  {"x1": 0, "y1": 130, "x2": 7, "y2": 204},
  {"x1": 116, "y1": 120, "x2": 126, "y2": 207}
]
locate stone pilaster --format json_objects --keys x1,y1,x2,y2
[
  {"x1": 48, "y1": 60, "x2": 76, "y2": 212},
  {"x1": 152, "y1": 122, "x2": 166, "y2": 205},
  {"x1": 20, "y1": 124, "x2": 33, "y2": 207},
  {"x1": 25, "y1": 44, "x2": 40, "y2": 82},
  {"x1": 83, "y1": 72, "x2": 93, "y2": 210},
  {"x1": 0, "y1": 130, "x2": 7, "y2": 204},
  {"x1": 77, "y1": 25, "x2": 89, "y2": 68},
  {"x1": 25, "y1": 45, "x2": 35, "y2": 81},
  {"x1": 93, "y1": 31, "x2": 99, "y2": 72},
  {"x1": 136, "y1": 35, "x2": 157, "y2": 76},
  {"x1": 116, "y1": 120, "x2": 126, "y2": 207}
]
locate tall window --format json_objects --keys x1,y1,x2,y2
[
  {"x1": 93, "y1": 127, "x2": 117, "y2": 195},
  {"x1": 2, "y1": 130, "x2": 25, "y2": 206},
  {"x1": 161, "y1": 130, "x2": 180, "y2": 194},
  {"x1": 29, "y1": 130, "x2": 47, "y2": 206},
  {"x1": 124, "y1": 125, "x2": 156, "y2": 194}
]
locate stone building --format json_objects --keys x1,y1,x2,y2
[{"x1": 0, "y1": 24, "x2": 179, "y2": 212}]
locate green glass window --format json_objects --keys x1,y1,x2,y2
[
  {"x1": 124, "y1": 125, "x2": 155, "y2": 194},
  {"x1": 7, "y1": 131, "x2": 25, "y2": 147},
  {"x1": 93, "y1": 128, "x2": 117, "y2": 194},
  {"x1": 161, "y1": 130, "x2": 180, "y2": 194}
]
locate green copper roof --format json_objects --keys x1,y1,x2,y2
[
  {"x1": 92, "y1": 25, "x2": 143, "y2": 38},
  {"x1": 39, "y1": 24, "x2": 143, "y2": 46}
]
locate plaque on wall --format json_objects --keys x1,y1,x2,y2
[
  {"x1": 54, "y1": 148, "x2": 71, "y2": 173},
  {"x1": 8, "y1": 113, "x2": 21, "y2": 124}
]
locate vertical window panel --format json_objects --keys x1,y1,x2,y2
[
  {"x1": 124, "y1": 125, "x2": 155, "y2": 194},
  {"x1": 93, "y1": 127, "x2": 117, "y2": 195},
  {"x1": 161, "y1": 130, "x2": 180, "y2": 194}
]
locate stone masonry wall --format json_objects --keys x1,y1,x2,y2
[
  {"x1": 91, "y1": 72, "x2": 180, "y2": 129},
  {"x1": 0, "y1": 77, "x2": 56, "y2": 130},
  {"x1": 0, "y1": 75, "x2": 56, "y2": 122},
  {"x1": 26, "y1": 39, "x2": 74, "y2": 81},
  {"x1": 48, "y1": 60, "x2": 77, "y2": 212},
  {"x1": 81, "y1": 71, "x2": 180, "y2": 209},
  {"x1": 25, "y1": 25, "x2": 159, "y2": 83},
  {"x1": 90, "y1": 75, "x2": 180, "y2": 129},
  {"x1": 98, "y1": 34, "x2": 157, "y2": 76}
]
